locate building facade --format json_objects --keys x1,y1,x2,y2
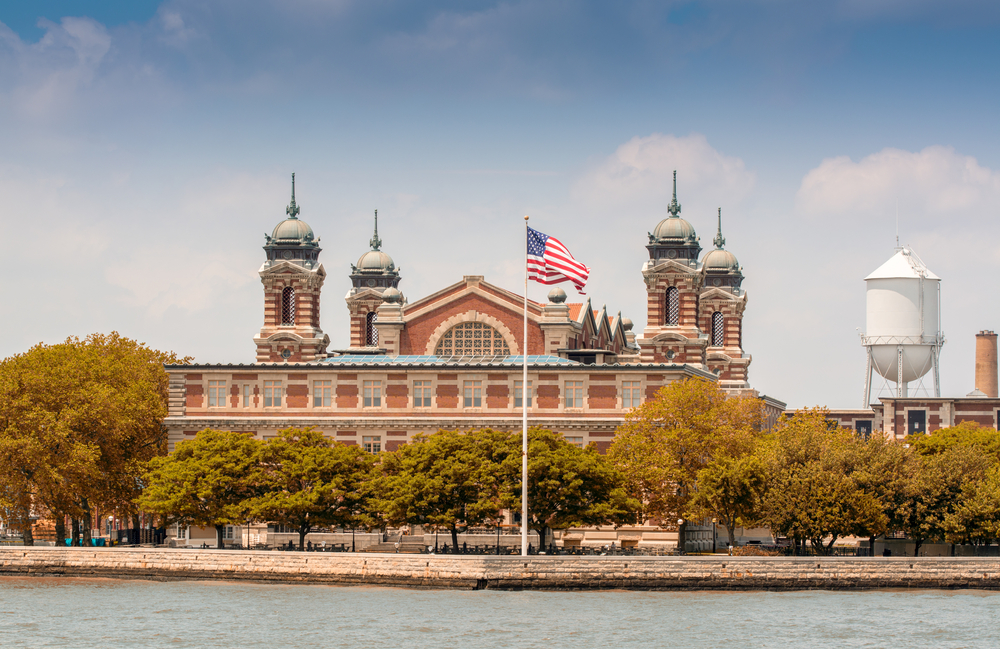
[{"x1": 165, "y1": 174, "x2": 783, "y2": 458}]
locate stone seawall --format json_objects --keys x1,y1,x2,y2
[{"x1": 3, "y1": 547, "x2": 1000, "y2": 590}]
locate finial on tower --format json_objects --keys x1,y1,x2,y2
[
  {"x1": 667, "y1": 170, "x2": 681, "y2": 217},
  {"x1": 713, "y1": 207, "x2": 725, "y2": 249},
  {"x1": 286, "y1": 173, "x2": 300, "y2": 219},
  {"x1": 369, "y1": 209, "x2": 382, "y2": 251}
]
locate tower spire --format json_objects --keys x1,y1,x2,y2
[
  {"x1": 713, "y1": 207, "x2": 725, "y2": 249},
  {"x1": 286, "y1": 173, "x2": 300, "y2": 219},
  {"x1": 369, "y1": 209, "x2": 382, "y2": 251},
  {"x1": 667, "y1": 170, "x2": 681, "y2": 217}
]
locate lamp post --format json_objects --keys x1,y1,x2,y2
[{"x1": 677, "y1": 518, "x2": 685, "y2": 555}]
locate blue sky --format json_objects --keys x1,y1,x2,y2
[{"x1": 2, "y1": 1, "x2": 1000, "y2": 408}]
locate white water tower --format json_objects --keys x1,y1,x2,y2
[{"x1": 862, "y1": 246, "x2": 944, "y2": 405}]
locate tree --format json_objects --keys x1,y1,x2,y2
[
  {"x1": 0, "y1": 333, "x2": 188, "y2": 545},
  {"x1": 688, "y1": 451, "x2": 767, "y2": 548},
  {"x1": 248, "y1": 428, "x2": 375, "y2": 550},
  {"x1": 894, "y1": 444, "x2": 992, "y2": 555},
  {"x1": 373, "y1": 429, "x2": 502, "y2": 550},
  {"x1": 848, "y1": 433, "x2": 912, "y2": 553},
  {"x1": 137, "y1": 430, "x2": 261, "y2": 548},
  {"x1": 759, "y1": 409, "x2": 886, "y2": 554},
  {"x1": 942, "y1": 465, "x2": 1000, "y2": 546},
  {"x1": 907, "y1": 420, "x2": 1000, "y2": 462},
  {"x1": 516, "y1": 428, "x2": 638, "y2": 547},
  {"x1": 609, "y1": 377, "x2": 764, "y2": 546}
]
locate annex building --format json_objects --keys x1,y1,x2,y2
[{"x1": 165, "y1": 175, "x2": 785, "y2": 464}]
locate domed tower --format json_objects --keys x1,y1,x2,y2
[
  {"x1": 699, "y1": 208, "x2": 750, "y2": 388},
  {"x1": 253, "y1": 174, "x2": 330, "y2": 362},
  {"x1": 638, "y1": 171, "x2": 707, "y2": 364},
  {"x1": 346, "y1": 210, "x2": 402, "y2": 349}
]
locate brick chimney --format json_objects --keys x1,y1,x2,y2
[{"x1": 975, "y1": 330, "x2": 998, "y2": 398}]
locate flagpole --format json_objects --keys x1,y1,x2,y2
[{"x1": 522, "y1": 214, "x2": 529, "y2": 557}]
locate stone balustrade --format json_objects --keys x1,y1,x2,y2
[{"x1": 2, "y1": 547, "x2": 1000, "y2": 590}]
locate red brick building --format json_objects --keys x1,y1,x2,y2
[{"x1": 165, "y1": 174, "x2": 783, "y2": 455}]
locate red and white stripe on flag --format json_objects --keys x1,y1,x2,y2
[{"x1": 527, "y1": 226, "x2": 590, "y2": 293}]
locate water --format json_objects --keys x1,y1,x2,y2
[{"x1": 1, "y1": 577, "x2": 998, "y2": 648}]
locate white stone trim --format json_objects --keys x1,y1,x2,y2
[{"x1": 424, "y1": 310, "x2": 520, "y2": 355}]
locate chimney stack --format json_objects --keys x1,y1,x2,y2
[{"x1": 975, "y1": 330, "x2": 998, "y2": 398}]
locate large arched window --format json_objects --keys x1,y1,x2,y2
[
  {"x1": 711, "y1": 311, "x2": 724, "y2": 347},
  {"x1": 365, "y1": 311, "x2": 379, "y2": 346},
  {"x1": 665, "y1": 287, "x2": 679, "y2": 325},
  {"x1": 434, "y1": 322, "x2": 511, "y2": 356},
  {"x1": 281, "y1": 286, "x2": 296, "y2": 325}
]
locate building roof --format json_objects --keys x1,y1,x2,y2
[
  {"x1": 865, "y1": 247, "x2": 940, "y2": 281},
  {"x1": 321, "y1": 354, "x2": 579, "y2": 366}
]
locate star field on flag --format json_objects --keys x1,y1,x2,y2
[{"x1": 527, "y1": 226, "x2": 590, "y2": 293}]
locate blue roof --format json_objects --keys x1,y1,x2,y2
[{"x1": 321, "y1": 354, "x2": 579, "y2": 366}]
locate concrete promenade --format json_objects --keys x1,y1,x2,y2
[{"x1": 3, "y1": 547, "x2": 1000, "y2": 590}]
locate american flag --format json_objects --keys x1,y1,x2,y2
[{"x1": 527, "y1": 226, "x2": 590, "y2": 293}]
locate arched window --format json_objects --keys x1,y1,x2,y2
[
  {"x1": 665, "y1": 287, "x2": 679, "y2": 325},
  {"x1": 434, "y1": 322, "x2": 511, "y2": 356},
  {"x1": 365, "y1": 311, "x2": 379, "y2": 347},
  {"x1": 281, "y1": 286, "x2": 296, "y2": 325},
  {"x1": 711, "y1": 311, "x2": 724, "y2": 347}
]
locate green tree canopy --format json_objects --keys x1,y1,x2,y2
[
  {"x1": 517, "y1": 428, "x2": 638, "y2": 547},
  {"x1": 0, "y1": 333, "x2": 188, "y2": 544},
  {"x1": 248, "y1": 428, "x2": 375, "y2": 550},
  {"x1": 759, "y1": 409, "x2": 885, "y2": 553},
  {"x1": 372, "y1": 429, "x2": 505, "y2": 549},
  {"x1": 609, "y1": 377, "x2": 765, "y2": 543},
  {"x1": 137, "y1": 429, "x2": 261, "y2": 548}
]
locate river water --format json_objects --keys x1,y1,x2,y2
[{"x1": 1, "y1": 577, "x2": 998, "y2": 648}]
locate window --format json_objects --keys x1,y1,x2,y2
[
  {"x1": 223, "y1": 526, "x2": 235, "y2": 540},
  {"x1": 281, "y1": 286, "x2": 296, "y2": 325},
  {"x1": 363, "y1": 380, "x2": 382, "y2": 407},
  {"x1": 622, "y1": 381, "x2": 642, "y2": 409},
  {"x1": 711, "y1": 311, "x2": 724, "y2": 346},
  {"x1": 413, "y1": 380, "x2": 432, "y2": 408},
  {"x1": 908, "y1": 410, "x2": 927, "y2": 435},
  {"x1": 242, "y1": 385, "x2": 251, "y2": 408},
  {"x1": 208, "y1": 380, "x2": 226, "y2": 407},
  {"x1": 855, "y1": 420, "x2": 873, "y2": 440},
  {"x1": 665, "y1": 287, "x2": 679, "y2": 325},
  {"x1": 463, "y1": 380, "x2": 482, "y2": 407},
  {"x1": 264, "y1": 381, "x2": 282, "y2": 407},
  {"x1": 515, "y1": 380, "x2": 533, "y2": 408},
  {"x1": 565, "y1": 381, "x2": 584, "y2": 408},
  {"x1": 565, "y1": 436, "x2": 583, "y2": 448},
  {"x1": 434, "y1": 322, "x2": 511, "y2": 356},
  {"x1": 365, "y1": 311, "x2": 379, "y2": 347},
  {"x1": 314, "y1": 380, "x2": 332, "y2": 407},
  {"x1": 363, "y1": 435, "x2": 382, "y2": 453}
]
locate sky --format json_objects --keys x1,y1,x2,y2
[{"x1": 2, "y1": 0, "x2": 1000, "y2": 409}]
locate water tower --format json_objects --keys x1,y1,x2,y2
[{"x1": 862, "y1": 246, "x2": 944, "y2": 405}]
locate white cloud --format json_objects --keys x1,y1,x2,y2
[
  {"x1": 573, "y1": 133, "x2": 756, "y2": 216},
  {"x1": 2, "y1": 17, "x2": 112, "y2": 119},
  {"x1": 796, "y1": 145, "x2": 1000, "y2": 226}
]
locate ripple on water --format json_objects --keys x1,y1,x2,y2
[{"x1": 0, "y1": 579, "x2": 999, "y2": 648}]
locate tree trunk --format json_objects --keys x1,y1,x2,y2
[
  {"x1": 71, "y1": 518, "x2": 81, "y2": 547},
  {"x1": 131, "y1": 513, "x2": 140, "y2": 537},
  {"x1": 82, "y1": 500, "x2": 92, "y2": 547},
  {"x1": 869, "y1": 535, "x2": 877, "y2": 557},
  {"x1": 22, "y1": 520, "x2": 34, "y2": 547},
  {"x1": 298, "y1": 523, "x2": 310, "y2": 551},
  {"x1": 450, "y1": 523, "x2": 460, "y2": 552},
  {"x1": 913, "y1": 539, "x2": 922, "y2": 557},
  {"x1": 726, "y1": 523, "x2": 737, "y2": 549},
  {"x1": 54, "y1": 514, "x2": 66, "y2": 548},
  {"x1": 215, "y1": 525, "x2": 225, "y2": 549}
]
